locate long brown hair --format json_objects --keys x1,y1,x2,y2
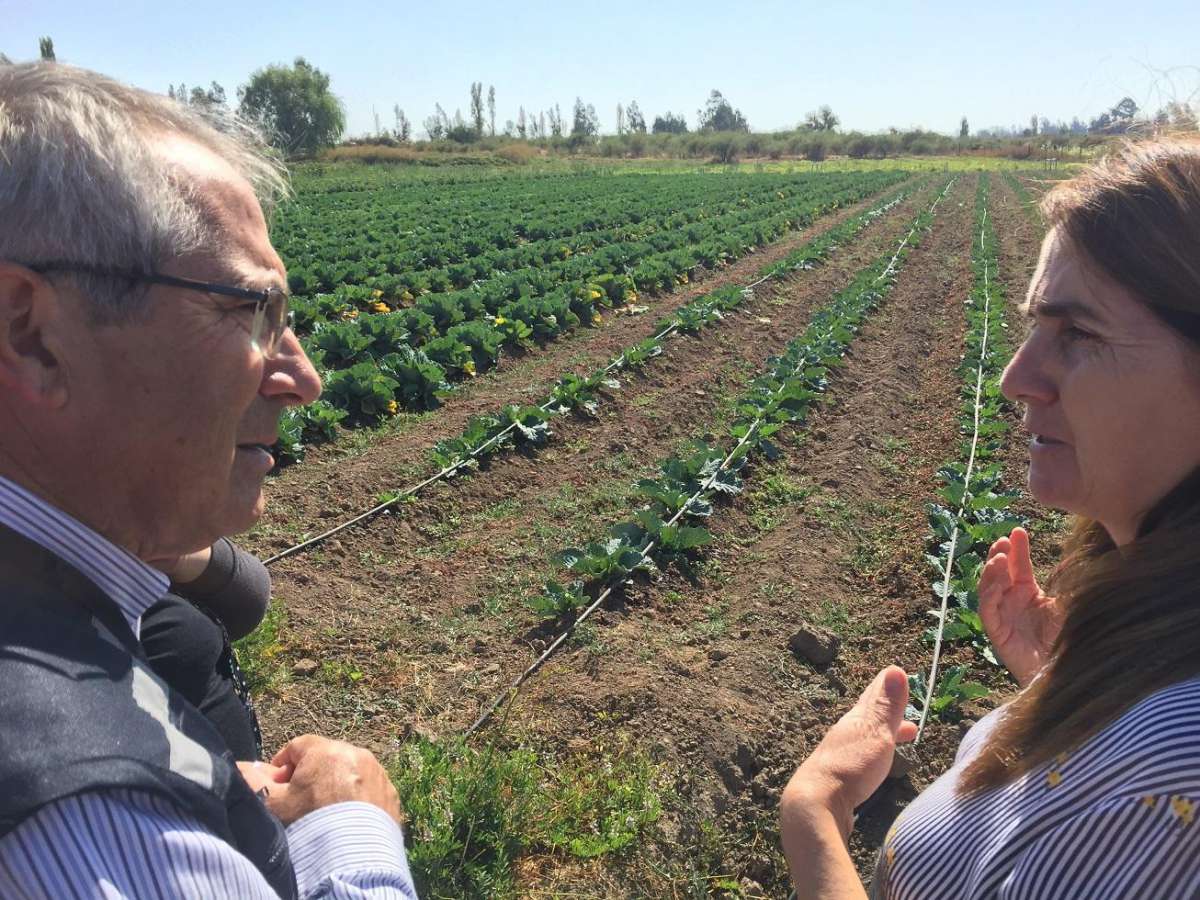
[{"x1": 961, "y1": 136, "x2": 1200, "y2": 793}]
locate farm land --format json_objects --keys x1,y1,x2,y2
[{"x1": 241, "y1": 160, "x2": 1058, "y2": 897}]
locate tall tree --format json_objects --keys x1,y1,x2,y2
[
  {"x1": 487, "y1": 85, "x2": 496, "y2": 136},
  {"x1": 469, "y1": 81, "x2": 485, "y2": 136},
  {"x1": 652, "y1": 112, "x2": 688, "y2": 134},
  {"x1": 626, "y1": 100, "x2": 646, "y2": 134},
  {"x1": 238, "y1": 58, "x2": 345, "y2": 156},
  {"x1": 804, "y1": 105, "x2": 839, "y2": 131},
  {"x1": 570, "y1": 96, "x2": 599, "y2": 144},
  {"x1": 960, "y1": 116, "x2": 969, "y2": 139},
  {"x1": 538, "y1": 111, "x2": 546, "y2": 140},
  {"x1": 39, "y1": 37, "x2": 55, "y2": 61},
  {"x1": 190, "y1": 82, "x2": 227, "y2": 109},
  {"x1": 516, "y1": 106, "x2": 527, "y2": 139},
  {"x1": 393, "y1": 105, "x2": 412, "y2": 141},
  {"x1": 548, "y1": 103, "x2": 563, "y2": 138},
  {"x1": 697, "y1": 90, "x2": 748, "y2": 132},
  {"x1": 616, "y1": 103, "x2": 625, "y2": 135}
]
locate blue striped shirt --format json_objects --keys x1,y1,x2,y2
[
  {"x1": 0, "y1": 476, "x2": 418, "y2": 899},
  {"x1": 872, "y1": 676, "x2": 1200, "y2": 898}
]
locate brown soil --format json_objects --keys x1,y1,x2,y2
[
  {"x1": 246, "y1": 178, "x2": 923, "y2": 555},
  {"x1": 245, "y1": 173, "x2": 1055, "y2": 897}
]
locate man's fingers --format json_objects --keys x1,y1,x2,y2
[
  {"x1": 1010, "y1": 527, "x2": 1036, "y2": 584},
  {"x1": 270, "y1": 733, "x2": 322, "y2": 768},
  {"x1": 896, "y1": 721, "x2": 919, "y2": 744}
]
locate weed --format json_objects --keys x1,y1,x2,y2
[{"x1": 233, "y1": 600, "x2": 288, "y2": 695}]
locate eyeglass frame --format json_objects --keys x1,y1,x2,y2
[{"x1": 24, "y1": 261, "x2": 293, "y2": 358}]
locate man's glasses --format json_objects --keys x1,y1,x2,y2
[{"x1": 26, "y1": 262, "x2": 293, "y2": 358}]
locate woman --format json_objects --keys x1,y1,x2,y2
[{"x1": 780, "y1": 137, "x2": 1200, "y2": 898}]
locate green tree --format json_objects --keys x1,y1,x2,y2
[
  {"x1": 960, "y1": 116, "x2": 969, "y2": 139},
  {"x1": 469, "y1": 81, "x2": 485, "y2": 136},
  {"x1": 570, "y1": 96, "x2": 599, "y2": 144},
  {"x1": 39, "y1": 37, "x2": 55, "y2": 61},
  {"x1": 487, "y1": 85, "x2": 496, "y2": 136},
  {"x1": 652, "y1": 111, "x2": 688, "y2": 134},
  {"x1": 697, "y1": 90, "x2": 748, "y2": 132},
  {"x1": 394, "y1": 104, "x2": 412, "y2": 142},
  {"x1": 803, "y1": 104, "x2": 839, "y2": 131},
  {"x1": 626, "y1": 100, "x2": 646, "y2": 134},
  {"x1": 0, "y1": 53, "x2": 11, "y2": 66},
  {"x1": 238, "y1": 58, "x2": 345, "y2": 157},
  {"x1": 548, "y1": 104, "x2": 563, "y2": 138}
]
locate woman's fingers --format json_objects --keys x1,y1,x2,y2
[
  {"x1": 979, "y1": 551, "x2": 1011, "y2": 600},
  {"x1": 987, "y1": 535, "x2": 1012, "y2": 562},
  {"x1": 1009, "y1": 527, "x2": 1036, "y2": 584}
]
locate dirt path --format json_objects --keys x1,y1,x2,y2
[{"x1": 247, "y1": 178, "x2": 923, "y2": 554}]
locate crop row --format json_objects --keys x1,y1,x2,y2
[
  {"x1": 464, "y1": 179, "x2": 956, "y2": 735},
  {"x1": 275, "y1": 172, "x2": 910, "y2": 465},
  {"x1": 266, "y1": 184, "x2": 921, "y2": 564},
  {"x1": 910, "y1": 175, "x2": 1021, "y2": 728},
  {"x1": 1002, "y1": 172, "x2": 1043, "y2": 228},
  {"x1": 280, "y1": 172, "x2": 835, "y2": 293}
]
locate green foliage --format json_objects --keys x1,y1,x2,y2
[
  {"x1": 232, "y1": 601, "x2": 286, "y2": 694},
  {"x1": 697, "y1": 89, "x2": 750, "y2": 133},
  {"x1": 393, "y1": 736, "x2": 664, "y2": 899},
  {"x1": 323, "y1": 362, "x2": 400, "y2": 425},
  {"x1": 907, "y1": 666, "x2": 989, "y2": 719},
  {"x1": 238, "y1": 57, "x2": 345, "y2": 156}
]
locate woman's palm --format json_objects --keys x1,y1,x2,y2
[{"x1": 978, "y1": 527, "x2": 1062, "y2": 688}]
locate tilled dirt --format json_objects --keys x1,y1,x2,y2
[
  {"x1": 249, "y1": 173, "x2": 1052, "y2": 898},
  {"x1": 251, "y1": 182, "x2": 947, "y2": 747},
  {"x1": 247, "y1": 178, "x2": 923, "y2": 553}
]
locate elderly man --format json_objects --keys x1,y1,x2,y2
[{"x1": 0, "y1": 63, "x2": 417, "y2": 897}]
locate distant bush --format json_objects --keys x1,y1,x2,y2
[{"x1": 495, "y1": 142, "x2": 537, "y2": 164}]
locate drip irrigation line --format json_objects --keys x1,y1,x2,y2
[
  {"x1": 916, "y1": 207, "x2": 992, "y2": 743},
  {"x1": 465, "y1": 178, "x2": 955, "y2": 740},
  {"x1": 263, "y1": 188, "x2": 915, "y2": 568}
]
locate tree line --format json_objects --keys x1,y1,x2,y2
[{"x1": 8, "y1": 37, "x2": 1198, "y2": 160}]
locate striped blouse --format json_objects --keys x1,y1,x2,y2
[{"x1": 872, "y1": 676, "x2": 1200, "y2": 899}]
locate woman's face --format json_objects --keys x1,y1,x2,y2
[{"x1": 1001, "y1": 228, "x2": 1200, "y2": 545}]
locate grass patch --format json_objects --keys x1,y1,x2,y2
[
  {"x1": 233, "y1": 599, "x2": 288, "y2": 695},
  {"x1": 746, "y1": 472, "x2": 814, "y2": 532},
  {"x1": 393, "y1": 735, "x2": 666, "y2": 899}
]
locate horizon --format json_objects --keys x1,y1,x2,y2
[{"x1": 5, "y1": 0, "x2": 1198, "y2": 140}]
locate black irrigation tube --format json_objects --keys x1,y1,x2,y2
[
  {"x1": 263, "y1": 180, "x2": 928, "y2": 568},
  {"x1": 464, "y1": 178, "x2": 958, "y2": 739}
]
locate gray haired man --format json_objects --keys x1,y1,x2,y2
[{"x1": 0, "y1": 63, "x2": 417, "y2": 897}]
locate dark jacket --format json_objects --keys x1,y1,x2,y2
[{"x1": 0, "y1": 523, "x2": 297, "y2": 898}]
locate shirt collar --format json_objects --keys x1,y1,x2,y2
[{"x1": 0, "y1": 476, "x2": 169, "y2": 638}]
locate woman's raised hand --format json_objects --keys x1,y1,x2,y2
[{"x1": 978, "y1": 527, "x2": 1062, "y2": 688}]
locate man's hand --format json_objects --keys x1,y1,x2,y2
[
  {"x1": 978, "y1": 527, "x2": 1062, "y2": 688},
  {"x1": 237, "y1": 761, "x2": 291, "y2": 797},
  {"x1": 780, "y1": 666, "x2": 917, "y2": 844},
  {"x1": 261, "y1": 735, "x2": 402, "y2": 825}
]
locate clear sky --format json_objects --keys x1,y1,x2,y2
[{"x1": 5, "y1": 0, "x2": 1198, "y2": 138}]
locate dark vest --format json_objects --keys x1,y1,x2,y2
[{"x1": 0, "y1": 524, "x2": 297, "y2": 898}]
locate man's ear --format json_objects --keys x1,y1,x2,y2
[{"x1": 0, "y1": 264, "x2": 69, "y2": 409}]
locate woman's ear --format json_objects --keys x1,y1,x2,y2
[{"x1": 0, "y1": 264, "x2": 69, "y2": 409}]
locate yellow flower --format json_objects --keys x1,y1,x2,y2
[
  {"x1": 493, "y1": 316, "x2": 507, "y2": 326},
  {"x1": 588, "y1": 289, "x2": 602, "y2": 300},
  {"x1": 386, "y1": 400, "x2": 399, "y2": 415},
  {"x1": 343, "y1": 309, "x2": 359, "y2": 319},
  {"x1": 592, "y1": 313, "x2": 603, "y2": 325},
  {"x1": 1046, "y1": 770, "x2": 1063, "y2": 788},
  {"x1": 627, "y1": 291, "x2": 639, "y2": 302},
  {"x1": 372, "y1": 289, "x2": 384, "y2": 298},
  {"x1": 371, "y1": 301, "x2": 391, "y2": 313},
  {"x1": 1170, "y1": 796, "x2": 1195, "y2": 826},
  {"x1": 463, "y1": 360, "x2": 476, "y2": 377}
]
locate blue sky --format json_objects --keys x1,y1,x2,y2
[{"x1": 5, "y1": 0, "x2": 1198, "y2": 138}]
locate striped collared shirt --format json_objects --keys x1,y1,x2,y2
[
  {"x1": 0, "y1": 475, "x2": 417, "y2": 899},
  {"x1": 0, "y1": 476, "x2": 168, "y2": 637}
]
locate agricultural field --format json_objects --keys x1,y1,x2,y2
[{"x1": 243, "y1": 162, "x2": 1054, "y2": 897}]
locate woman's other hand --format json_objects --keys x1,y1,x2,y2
[
  {"x1": 978, "y1": 527, "x2": 1062, "y2": 687},
  {"x1": 781, "y1": 666, "x2": 917, "y2": 844}
]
